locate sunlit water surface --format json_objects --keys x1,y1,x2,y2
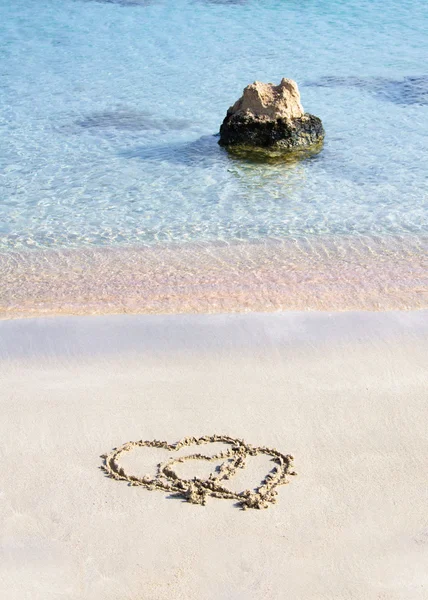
[{"x1": 1, "y1": 0, "x2": 427, "y2": 314}]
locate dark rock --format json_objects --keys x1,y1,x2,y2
[{"x1": 219, "y1": 112, "x2": 324, "y2": 150}]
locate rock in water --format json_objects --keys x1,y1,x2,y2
[{"x1": 219, "y1": 78, "x2": 324, "y2": 153}]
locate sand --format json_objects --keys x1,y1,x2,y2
[
  {"x1": 101, "y1": 434, "x2": 296, "y2": 510},
  {"x1": 1, "y1": 236, "x2": 427, "y2": 319},
  {"x1": 0, "y1": 310, "x2": 427, "y2": 599}
]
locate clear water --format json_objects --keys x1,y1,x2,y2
[{"x1": 1, "y1": 0, "x2": 427, "y2": 251}]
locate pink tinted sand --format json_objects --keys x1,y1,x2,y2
[{"x1": 1, "y1": 235, "x2": 427, "y2": 318}]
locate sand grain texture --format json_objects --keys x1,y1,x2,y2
[{"x1": 0, "y1": 311, "x2": 427, "y2": 599}]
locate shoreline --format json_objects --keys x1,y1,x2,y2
[
  {"x1": 1, "y1": 309, "x2": 428, "y2": 360},
  {"x1": 1, "y1": 235, "x2": 427, "y2": 319}
]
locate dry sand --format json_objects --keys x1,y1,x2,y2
[{"x1": 0, "y1": 310, "x2": 427, "y2": 599}]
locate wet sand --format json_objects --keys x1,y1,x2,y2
[
  {"x1": 1, "y1": 235, "x2": 427, "y2": 319},
  {"x1": 0, "y1": 310, "x2": 427, "y2": 599}
]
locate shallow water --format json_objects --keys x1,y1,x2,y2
[
  {"x1": 1, "y1": 236, "x2": 427, "y2": 318},
  {"x1": 1, "y1": 0, "x2": 427, "y2": 314}
]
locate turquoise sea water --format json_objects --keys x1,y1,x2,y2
[{"x1": 1, "y1": 0, "x2": 427, "y2": 251}]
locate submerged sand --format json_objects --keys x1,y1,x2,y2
[
  {"x1": 1, "y1": 235, "x2": 427, "y2": 318},
  {"x1": 1, "y1": 311, "x2": 427, "y2": 599}
]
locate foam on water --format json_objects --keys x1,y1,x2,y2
[{"x1": 1, "y1": 0, "x2": 427, "y2": 313}]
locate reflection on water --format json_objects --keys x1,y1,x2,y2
[
  {"x1": 223, "y1": 158, "x2": 307, "y2": 199},
  {"x1": 223, "y1": 141, "x2": 324, "y2": 165},
  {"x1": 120, "y1": 134, "x2": 321, "y2": 170}
]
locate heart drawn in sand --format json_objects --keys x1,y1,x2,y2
[{"x1": 101, "y1": 435, "x2": 297, "y2": 510}]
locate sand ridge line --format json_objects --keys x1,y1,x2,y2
[{"x1": 101, "y1": 434, "x2": 297, "y2": 510}]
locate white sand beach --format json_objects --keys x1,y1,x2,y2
[{"x1": 0, "y1": 310, "x2": 427, "y2": 599}]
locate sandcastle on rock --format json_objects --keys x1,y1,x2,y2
[{"x1": 219, "y1": 78, "x2": 324, "y2": 152}]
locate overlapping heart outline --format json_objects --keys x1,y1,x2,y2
[{"x1": 101, "y1": 434, "x2": 297, "y2": 510}]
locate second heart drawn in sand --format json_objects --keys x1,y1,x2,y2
[{"x1": 101, "y1": 434, "x2": 297, "y2": 510}]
